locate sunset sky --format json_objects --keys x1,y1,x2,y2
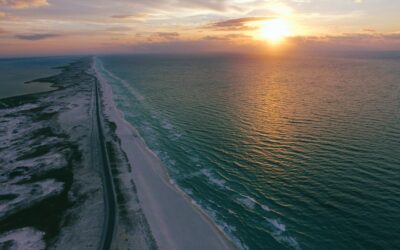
[{"x1": 0, "y1": 0, "x2": 399, "y2": 56}]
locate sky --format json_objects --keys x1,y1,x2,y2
[{"x1": 0, "y1": 0, "x2": 399, "y2": 56}]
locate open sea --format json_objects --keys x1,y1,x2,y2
[
  {"x1": 3, "y1": 54, "x2": 396, "y2": 249},
  {"x1": 97, "y1": 54, "x2": 400, "y2": 250}
]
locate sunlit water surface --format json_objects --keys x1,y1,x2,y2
[{"x1": 98, "y1": 55, "x2": 400, "y2": 250}]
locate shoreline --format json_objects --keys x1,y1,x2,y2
[{"x1": 93, "y1": 58, "x2": 237, "y2": 250}]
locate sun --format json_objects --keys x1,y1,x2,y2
[{"x1": 259, "y1": 19, "x2": 291, "y2": 43}]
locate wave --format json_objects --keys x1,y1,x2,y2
[
  {"x1": 203, "y1": 206, "x2": 249, "y2": 250},
  {"x1": 96, "y1": 56, "x2": 303, "y2": 249},
  {"x1": 236, "y1": 195, "x2": 256, "y2": 210},
  {"x1": 200, "y1": 169, "x2": 229, "y2": 189},
  {"x1": 234, "y1": 193, "x2": 301, "y2": 249},
  {"x1": 95, "y1": 59, "x2": 145, "y2": 102},
  {"x1": 95, "y1": 57, "x2": 246, "y2": 249}
]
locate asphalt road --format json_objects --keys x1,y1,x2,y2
[{"x1": 91, "y1": 69, "x2": 117, "y2": 250}]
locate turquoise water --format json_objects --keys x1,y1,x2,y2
[
  {"x1": 0, "y1": 56, "x2": 76, "y2": 99},
  {"x1": 98, "y1": 55, "x2": 400, "y2": 249}
]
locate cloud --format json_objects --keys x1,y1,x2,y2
[
  {"x1": 0, "y1": 10, "x2": 16, "y2": 20},
  {"x1": 112, "y1": 14, "x2": 137, "y2": 19},
  {"x1": 0, "y1": 0, "x2": 48, "y2": 9},
  {"x1": 381, "y1": 33, "x2": 400, "y2": 40},
  {"x1": 129, "y1": 40, "x2": 245, "y2": 54},
  {"x1": 363, "y1": 29, "x2": 376, "y2": 33},
  {"x1": 135, "y1": 32, "x2": 180, "y2": 42},
  {"x1": 203, "y1": 33, "x2": 251, "y2": 41},
  {"x1": 155, "y1": 32, "x2": 180, "y2": 39},
  {"x1": 288, "y1": 32, "x2": 400, "y2": 53},
  {"x1": 126, "y1": 33, "x2": 268, "y2": 55},
  {"x1": 111, "y1": 13, "x2": 149, "y2": 21},
  {"x1": 178, "y1": 0, "x2": 232, "y2": 12},
  {"x1": 104, "y1": 26, "x2": 133, "y2": 32},
  {"x1": 328, "y1": 33, "x2": 400, "y2": 41},
  {"x1": 15, "y1": 33, "x2": 61, "y2": 40},
  {"x1": 292, "y1": 32, "x2": 400, "y2": 43},
  {"x1": 207, "y1": 17, "x2": 271, "y2": 31}
]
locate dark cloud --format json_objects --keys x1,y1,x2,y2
[
  {"x1": 203, "y1": 33, "x2": 251, "y2": 41},
  {"x1": 15, "y1": 33, "x2": 61, "y2": 40},
  {"x1": 135, "y1": 32, "x2": 180, "y2": 42},
  {"x1": 291, "y1": 33, "x2": 400, "y2": 44},
  {"x1": 202, "y1": 35, "x2": 227, "y2": 41},
  {"x1": 207, "y1": 17, "x2": 271, "y2": 31},
  {"x1": 112, "y1": 14, "x2": 134, "y2": 19},
  {"x1": 0, "y1": 0, "x2": 48, "y2": 9},
  {"x1": 155, "y1": 32, "x2": 180, "y2": 38},
  {"x1": 104, "y1": 26, "x2": 133, "y2": 32},
  {"x1": 327, "y1": 33, "x2": 400, "y2": 41},
  {"x1": 111, "y1": 13, "x2": 148, "y2": 21}
]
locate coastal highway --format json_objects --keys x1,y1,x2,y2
[{"x1": 89, "y1": 68, "x2": 117, "y2": 250}]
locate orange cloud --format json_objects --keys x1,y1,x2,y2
[
  {"x1": 135, "y1": 32, "x2": 180, "y2": 42},
  {"x1": 0, "y1": 10, "x2": 16, "y2": 20},
  {"x1": 0, "y1": 0, "x2": 48, "y2": 9}
]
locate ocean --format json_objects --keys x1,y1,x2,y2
[{"x1": 97, "y1": 54, "x2": 400, "y2": 250}]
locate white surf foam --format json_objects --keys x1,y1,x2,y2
[
  {"x1": 267, "y1": 218, "x2": 301, "y2": 250},
  {"x1": 261, "y1": 204, "x2": 271, "y2": 212},
  {"x1": 237, "y1": 195, "x2": 256, "y2": 210},
  {"x1": 200, "y1": 169, "x2": 228, "y2": 189},
  {"x1": 267, "y1": 218, "x2": 286, "y2": 232},
  {"x1": 203, "y1": 206, "x2": 249, "y2": 250}
]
